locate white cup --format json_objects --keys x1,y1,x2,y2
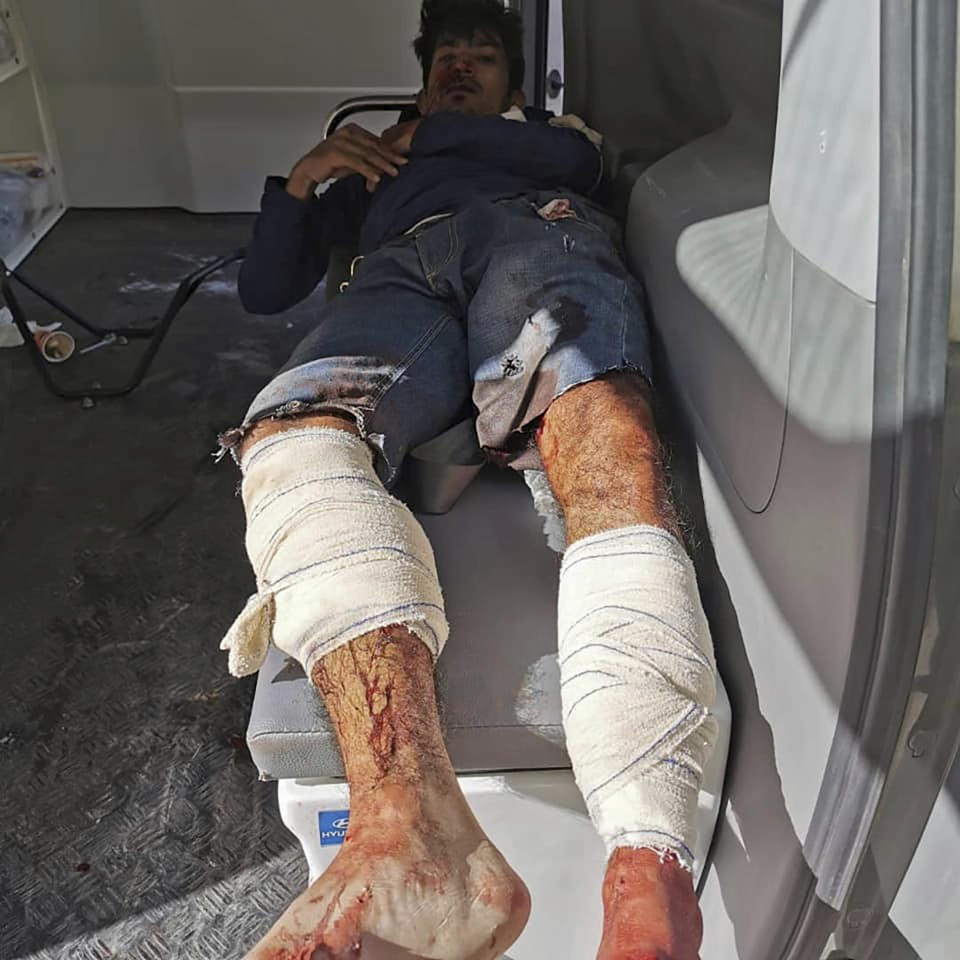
[{"x1": 37, "y1": 329, "x2": 75, "y2": 363}]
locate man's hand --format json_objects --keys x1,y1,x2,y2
[
  {"x1": 286, "y1": 123, "x2": 409, "y2": 199},
  {"x1": 381, "y1": 119, "x2": 423, "y2": 157}
]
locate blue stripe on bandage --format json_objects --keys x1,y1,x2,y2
[
  {"x1": 561, "y1": 605, "x2": 712, "y2": 667},
  {"x1": 584, "y1": 702, "x2": 703, "y2": 802},
  {"x1": 264, "y1": 545, "x2": 433, "y2": 590}
]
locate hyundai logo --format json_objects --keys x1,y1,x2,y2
[{"x1": 319, "y1": 810, "x2": 351, "y2": 846}]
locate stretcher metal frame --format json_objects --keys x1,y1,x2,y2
[{"x1": 0, "y1": 249, "x2": 245, "y2": 403}]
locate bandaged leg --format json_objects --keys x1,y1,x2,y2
[
  {"x1": 224, "y1": 420, "x2": 530, "y2": 959},
  {"x1": 536, "y1": 271, "x2": 708, "y2": 959},
  {"x1": 221, "y1": 426, "x2": 448, "y2": 678},
  {"x1": 559, "y1": 524, "x2": 718, "y2": 869}
]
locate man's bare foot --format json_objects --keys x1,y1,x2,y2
[
  {"x1": 596, "y1": 849, "x2": 702, "y2": 960},
  {"x1": 227, "y1": 589, "x2": 528, "y2": 958},
  {"x1": 246, "y1": 776, "x2": 530, "y2": 960}
]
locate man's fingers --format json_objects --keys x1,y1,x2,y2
[
  {"x1": 324, "y1": 143, "x2": 377, "y2": 179},
  {"x1": 319, "y1": 122, "x2": 413, "y2": 188},
  {"x1": 349, "y1": 150, "x2": 397, "y2": 183},
  {"x1": 365, "y1": 138, "x2": 407, "y2": 171},
  {"x1": 392, "y1": 134, "x2": 414, "y2": 156},
  {"x1": 339, "y1": 125, "x2": 407, "y2": 167},
  {"x1": 380, "y1": 123, "x2": 409, "y2": 147},
  {"x1": 341, "y1": 144, "x2": 403, "y2": 182},
  {"x1": 332, "y1": 168, "x2": 379, "y2": 194},
  {"x1": 335, "y1": 140, "x2": 400, "y2": 177},
  {"x1": 344, "y1": 123, "x2": 405, "y2": 156},
  {"x1": 366, "y1": 152, "x2": 401, "y2": 177},
  {"x1": 381, "y1": 120, "x2": 420, "y2": 157},
  {"x1": 384, "y1": 130, "x2": 412, "y2": 156},
  {"x1": 331, "y1": 157, "x2": 382, "y2": 193},
  {"x1": 342, "y1": 154, "x2": 384, "y2": 186}
]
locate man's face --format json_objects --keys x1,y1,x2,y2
[{"x1": 418, "y1": 30, "x2": 522, "y2": 117}]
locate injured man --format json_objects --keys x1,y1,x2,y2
[{"x1": 218, "y1": 2, "x2": 718, "y2": 958}]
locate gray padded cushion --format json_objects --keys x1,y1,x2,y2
[
  {"x1": 624, "y1": 124, "x2": 779, "y2": 514},
  {"x1": 247, "y1": 467, "x2": 569, "y2": 781},
  {"x1": 563, "y1": 0, "x2": 781, "y2": 185},
  {"x1": 673, "y1": 205, "x2": 791, "y2": 511}
]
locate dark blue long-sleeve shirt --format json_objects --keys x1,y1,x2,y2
[{"x1": 237, "y1": 108, "x2": 602, "y2": 314}]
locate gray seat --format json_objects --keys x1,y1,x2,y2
[
  {"x1": 247, "y1": 466, "x2": 569, "y2": 781},
  {"x1": 248, "y1": 211, "x2": 573, "y2": 781}
]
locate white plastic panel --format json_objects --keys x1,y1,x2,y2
[
  {"x1": 18, "y1": 0, "x2": 166, "y2": 83},
  {"x1": 17, "y1": 0, "x2": 192, "y2": 207},
  {"x1": 698, "y1": 456, "x2": 835, "y2": 844},
  {"x1": 16, "y1": 0, "x2": 423, "y2": 210},
  {"x1": 42, "y1": 83, "x2": 191, "y2": 208},
  {"x1": 0, "y1": 67, "x2": 46, "y2": 155},
  {"x1": 698, "y1": 860, "x2": 740, "y2": 960},
  {"x1": 954, "y1": 11, "x2": 960, "y2": 345},
  {"x1": 889, "y1": 757, "x2": 960, "y2": 960},
  {"x1": 787, "y1": 252, "x2": 876, "y2": 442},
  {"x1": 545, "y1": 0, "x2": 565, "y2": 114},
  {"x1": 155, "y1": 0, "x2": 422, "y2": 89},
  {"x1": 176, "y1": 90, "x2": 406, "y2": 213},
  {"x1": 770, "y1": 0, "x2": 880, "y2": 301}
]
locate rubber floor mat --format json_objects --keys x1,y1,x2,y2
[{"x1": 0, "y1": 211, "x2": 329, "y2": 958}]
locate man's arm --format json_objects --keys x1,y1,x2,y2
[
  {"x1": 237, "y1": 177, "x2": 362, "y2": 315},
  {"x1": 238, "y1": 125, "x2": 407, "y2": 315}
]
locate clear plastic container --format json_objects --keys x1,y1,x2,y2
[{"x1": 0, "y1": 157, "x2": 52, "y2": 261}]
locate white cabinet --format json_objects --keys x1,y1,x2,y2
[{"x1": 0, "y1": 1, "x2": 64, "y2": 268}]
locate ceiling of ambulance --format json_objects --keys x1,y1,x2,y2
[{"x1": 15, "y1": 0, "x2": 425, "y2": 210}]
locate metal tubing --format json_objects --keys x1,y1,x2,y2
[{"x1": 0, "y1": 249, "x2": 245, "y2": 401}]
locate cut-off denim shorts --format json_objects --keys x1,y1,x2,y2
[{"x1": 220, "y1": 189, "x2": 652, "y2": 484}]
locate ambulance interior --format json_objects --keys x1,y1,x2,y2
[{"x1": 0, "y1": 2, "x2": 958, "y2": 959}]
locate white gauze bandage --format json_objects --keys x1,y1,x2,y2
[
  {"x1": 559, "y1": 525, "x2": 719, "y2": 868},
  {"x1": 221, "y1": 427, "x2": 448, "y2": 678}
]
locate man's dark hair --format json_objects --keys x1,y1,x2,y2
[{"x1": 414, "y1": 0, "x2": 525, "y2": 92}]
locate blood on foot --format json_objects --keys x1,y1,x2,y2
[
  {"x1": 597, "y1": 849, "x2": 702, "y2": 960},
  {"x1": 322, "y1": 887, "x2": 373, "y2": 955},
  {"x1": 269, "y1": 886, "x2": 371, "y2": 960}
]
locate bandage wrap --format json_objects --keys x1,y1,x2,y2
[
  {"x1": 559, "y1": 526, "x2": 718, "y2": 867},
  {"x1": 221, "y1": 427, "x2": 448, "y2": 678}
]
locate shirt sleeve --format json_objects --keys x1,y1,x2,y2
[
  {"x1": 237, "y1": 176, "x2": 366, "y2": 315},
  {"x1": 410, "y1": 111, "x2": 603, "y2": 197}
]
